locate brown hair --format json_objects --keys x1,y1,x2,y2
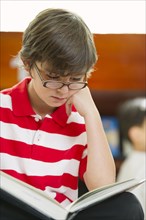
[{"x1": 19, "y1": 8, "x2": 97, "y2": 77}]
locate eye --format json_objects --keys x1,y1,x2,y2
[
  {"x1": 45, "y1": 73, "x2": 60, "y2": 80},
  {"x1": 70, "y1": 77, "x2": 83, "y2": 82},
  {"x1": 48, "y1": 76, "x2": 60, "y2": 80}
]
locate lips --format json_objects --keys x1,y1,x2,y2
[{"x1": 51, "y1": 96, "x2": 67, "y2": 101}]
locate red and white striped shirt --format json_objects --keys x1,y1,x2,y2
[{"x1": 0, "y1": 77, "x2": 87, "y2": 207}]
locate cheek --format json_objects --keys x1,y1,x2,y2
[
  {"x1": 142, "y1": 130, "x2": 146, "y2": 143},
  {"x1": 34, "y1": 80, "x2": 42, "y2": 92},
  {"x1": 33, "y1": 79, "x2": 49, "y2": 98},
  {"x1": 138, "y1": 129, "x2": 145, "y2": 147}
]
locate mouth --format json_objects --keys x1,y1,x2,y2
[{"x1": 51, "y1": 96, "x2": 67, "y2": 101}]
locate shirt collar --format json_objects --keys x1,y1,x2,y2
[
  {"x1": 11, "y1": 77, "x2": 69, "y2": 127},
  {"x1": 50, "y1": 104, "x2": 69, "y2": 127},
  {"x1": 11, "y1": 77, "x2": 35, "y2": 116}
]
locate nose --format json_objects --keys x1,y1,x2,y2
[{"x1": 57, "y1": 84, "x2": 69, "y2": 93}]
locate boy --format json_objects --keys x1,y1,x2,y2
[
  {"x1": 0, "y1": 8, "x2": 144, "y2": 219},
  {"x1": 117, "y1": 97, "x2": 146, "y2": 217}
]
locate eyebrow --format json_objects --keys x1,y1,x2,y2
[
  {"x1": 42, "y1": 65, "x2": 86, "y2": 78},
  {"x1": 44, "y1": 70, "x2": 85, "y2": 78},
  {"x1": 40, "y1": 67, "x2": 59, "y2": 77}
]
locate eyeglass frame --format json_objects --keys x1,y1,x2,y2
[{"x1": 33, "y1": 63, "x2": 88, "y2": 90}]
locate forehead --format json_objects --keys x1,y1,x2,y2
[{"x1": 39, "y1": 61, "x2": 86, "y2": 77}]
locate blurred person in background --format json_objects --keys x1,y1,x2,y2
[{"x1": 117, "y1": 97, "x2": 146, "y2": 217}]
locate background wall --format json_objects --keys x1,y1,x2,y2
[
  {"x1": 0, "y1": 32, "x2": 145, "y2": 91},
  {"x1": 92, "y1": 34, "x2": 145, "y2": 91}
]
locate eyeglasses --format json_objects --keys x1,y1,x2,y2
[{"x1": 34, "y1": 63, "x2": 88, "y2": 90}]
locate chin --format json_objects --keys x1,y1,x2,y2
[{"x1": 47, "y1": 102, "x2": 65, "y2": 108}]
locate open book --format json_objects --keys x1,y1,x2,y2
[{"x1": 0, "y1": 171, "x2": 145, "y2": 220}]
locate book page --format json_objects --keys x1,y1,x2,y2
[
  {"x1": 67, "y1": 178, "x2": 145, "y2": 213},
  {"x1": 0, "y1": 172, "x2": 68, "y2": 220}
]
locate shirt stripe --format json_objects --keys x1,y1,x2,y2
[{"x1": 0, "y1": 78, "x2": 88, "y2": 206}]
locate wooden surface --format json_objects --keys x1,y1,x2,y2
[
  {"x1": 0, "y1": 32, "x2": 145, "y2": 91},
  {"x1": 91, "y1": 34, "x2": 145, "y2": 90}
]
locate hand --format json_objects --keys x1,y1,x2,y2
[{"x1": 65, "y1": 87, "x2": 97, "y2": 117}]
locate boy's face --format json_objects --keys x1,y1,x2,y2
[
  {"x1": 129, "y1": 118, "x2": 146, "y2": 152},
  {"x1": 29, "y1": 61, "x2": 86, "y2": 108}
]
